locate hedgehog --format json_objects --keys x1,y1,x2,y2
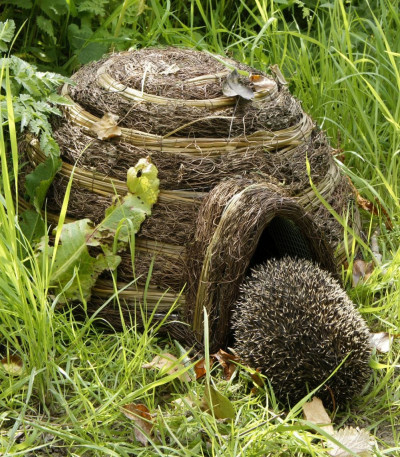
[{"x1": 232, "y1": 256, "x2": 372, "y2": 407}]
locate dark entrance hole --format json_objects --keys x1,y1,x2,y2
[{"x1": 248, "y1": 216, "x2": 313, "y2": 271}]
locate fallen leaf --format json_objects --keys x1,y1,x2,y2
[
  {"x1": 370, "y1": 231, "x2": 382, "y2": 265},
  {"x1": 203, "y1": 384, "x2": 236, "y2": 419},
  {"x1": 160, "y1": 63, "x2": 180, "y2": 75},
  {"x1": 121, "y1": 403, "x2": 153, "y2": 446},
  {"x1": 212, "y1": 349, "x2": 239, "y2": 381},
  {"x1": 352, "y1": 260, "x2": 374, "y2": 287},
  {"x1": 269, "y1": 64, "x2": 288, "y2": 85},
  {"x1": 172, "y1": 396, "x2": 196, "y2": 409},
  {"x1": 142, "y1": 353, "x2": 192, "y2": 382},
  {"x1": 90, "y1": 112, "x2": 122, "y2": 140},
  {"x1": 369, "y1": 332, "x2": 393, "y2": 353},
  {"x1": 222, "y1": 69, "x2": 254, "y2": 100},
  {"x1": 1, "y1": 354, "x2": 23, "y2": 376},
  {"x1": 355, "y1": 193, "x2": 393, "y2": 231},
  {"x1": 250, "y1": 369, "x2": 265, "y2": 388},
  {"x1": 194, "y1": 358, "x2": 208, "y2": 380},
  {"x1": 328, "y1": 426, "x2": 374, "y2": 457},
  {"x1": 250, "y1": 74, "x2": 277, "y2": 92},
  {"x1": 303, "y1": 397, "x2": 334, "y2": 435}
]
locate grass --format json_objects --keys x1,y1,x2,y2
[{"x1": 1, "y1": 0, "x2": 400, "y2": 455}]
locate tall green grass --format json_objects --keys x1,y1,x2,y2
[{"x1": 0, "y1": 0, "x2": 399, "y2": 455}]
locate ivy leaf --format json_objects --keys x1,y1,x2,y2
[
  {"x1": 43, "y1": 219, "x2": 120, "y2": 302},
  {"x1": 97, "y1": 157, "x2": 160, "y2": 247},
  {"x1": 0, "y1": 20, "x2": 15, "y2": 52},
  {"x1": 25, "y1": 156, "x2": 62, "y2": 211}
]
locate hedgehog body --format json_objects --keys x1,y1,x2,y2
[{"x1": 232, "y1": 256, "x2": 371, "y2": 406}]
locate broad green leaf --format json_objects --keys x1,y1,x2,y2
[
  {"x1": 19, "y1": 209, "x2": 46, "y2": 244},
  {"x1": 25, "y1": 156, "x2": 62, "y2": 211},
  {"x1": 38, "y1": 0, "x2": 69, "y2": 22},
  {"x1": 204, "y1": 384, "x2": 235, "y2": 419},
  {"x1": 67, "y1": 24, "x2": 110, "y2": 64},
  {"x1": 44, "y1": 219, "x2": 120, "y2": 302},
  {"x1": 97, "y1": 194, "x2": 148, "y2": 247},
  {"x1": 42, "y1": 159, "x2": 159, "y2": 303},
  {"x1": 0, "y1": 20, "x2": 15, "y2": 52}
]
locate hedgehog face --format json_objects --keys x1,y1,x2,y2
[{"x1": 232, "y1": 256, "x2": 372, "y2": 407}]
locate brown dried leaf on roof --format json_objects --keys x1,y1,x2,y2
[
  {"x1": 250, "y1": 74, "x2": 277, "y2": 92},
  {"x1": 222, "y1": 69, "x2": 254, "y2": 100},
  {"x1": 90, "y1": 112, "x2": 122, "y2": 140}
]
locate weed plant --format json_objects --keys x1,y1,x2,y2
[{"x1": 0, "y1": 0, "x2": 399, "y2": 455}]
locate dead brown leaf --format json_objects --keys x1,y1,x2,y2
[
  {"x1": 369, "y1": 332, "x2": 393, "y2": 353},
  {"x1": 250, "y1": 369, "x2": 265, "y2": 388},
  {"x1": 352, "y1": 259, "x2": 374, "y2": 287},
  {"x1": 90, "y1": 112, "x2": 122, "y2": 140},
  {"x1": 142, "y1": 353, "x2": 192, "y2": 382},
  {"x1": 355, "y1": 193, "x2": 393, "y2": 231},
  {"x1": 250, "y1": 74, "x2": 277, "y2": 92},
  {"x1": 302, "y1": 397, "x2": 334, "y2": 435},
  {"x1": 1, "y1": 354, "x2": 23, "y2": 376},
  {"x1": 160, "y1": 63, "x2": 180, "y2": 75},
  {"x1": 269, "y1": 64, "x2": 288, "y2": 86},
  {"x1": 171, "y1": 396, "x2": 196, "y2": 409},
  {"x1": 211, "y1": 349, "x2": 239, "y2": 381},
  {"x1": 121, "y1": 403, "x2": 153, "y2": 446},
  {"x1": 222, "y1": 69, "x2": 254, "y2": 100},
  {"x1": 194, "y1": 358, "x2": 211, "y2": 380},
  {"x1": 328, "y1": 426, "x2": 374, "y2": 457}
]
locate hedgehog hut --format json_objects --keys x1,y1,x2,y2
[{"x1": 23, "y1": 47, "x2": 362, "y2": 352}]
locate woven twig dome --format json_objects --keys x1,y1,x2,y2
[{"x1": 22, "y1": 47, "x2": 361, "y2": 350}]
